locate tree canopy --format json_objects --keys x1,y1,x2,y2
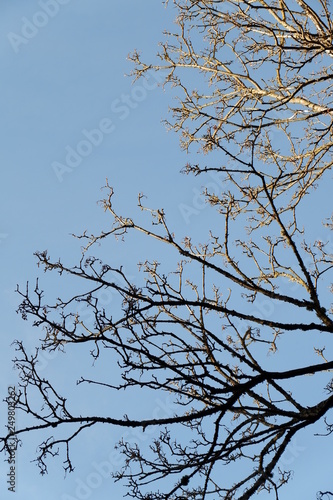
[{"x1": 2, "y1": 1, "x2": 333, "y2": 499}]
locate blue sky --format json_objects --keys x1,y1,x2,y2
[
  {"x1": 0, "y1": 2, "x2": 206, "y2": 499},
  {"x1": 1, "y1": 1, "x2": 332, "y2": 499}
]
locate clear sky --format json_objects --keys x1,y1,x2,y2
[{"x1": 0, "y1": 1, "x2": 332, "y2": 500}]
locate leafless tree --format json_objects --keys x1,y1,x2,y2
[
  {"x1": 317, "y1": 493, "x2": 333, "y2": 500},
  {"x1": 2, "y1": 1, "x2": 333, "y2": 499}
]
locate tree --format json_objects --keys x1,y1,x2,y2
[
  {"x1": 2, "y1": 1, "x2": 333, "y2": 498},
  {"x1": 317, "y1": 493, "x2": 333, "y2": 500}
]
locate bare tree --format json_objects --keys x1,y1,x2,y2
[
  {"x1": 317, "y1": 493, "x2": 333, "y2": 500},
  {"x1": 2, "y1": 1, "x2": 333, "y2": 499}
]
